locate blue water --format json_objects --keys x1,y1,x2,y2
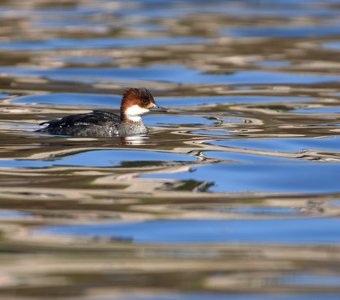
[
  {"x1": 330, "y1": 200, "x2": 340, "y2": 206},
  {"x1": 39, "y1": 218, "x2": 340, "y2": 244},
  {"x1": 223, "y1": 26, "x2": 340, "y2": 38},
  {"x1": 204, "y1": 150, "x2": 298, "y2": 163},
  {"x1": 279, "y1": 274, "x2": 340, "y2": 287},
  {"x1": 0, "y1": 37, "x2": 207, "y2": 51},
  {"x1": 145, "y1": 115, "x2": 215, "y2": 126},
  {"x1": 193, "y1": 130, "x2": 233, "y2": 136},
  {"x1": 256, "y1": 61, "x2": 291, "y2": 68},
  {"x1": 1, "y1": 0, "x2": 340, "y2": 297},
  {"x1": 143, "y1": 163, "x2": 340, "y2": 193},
  {"x1": 210, "y1": 137, "x2": 340, "y2": 153},
  {"x1": 217, "y1": 206, "x2": 299, "y2": 215},
  {"x1": 323, "y1": 41, "x2": 340, "y2": 50},
  {"x1": 14, "y1": 93, "x2": 121, "y2": 108},
  {"x1": 2, "y1": 65, "x2": 339, "y2": 85},
  {"x1": 0, "y1": 150, "x2": 196, "y2": 169},
  {"x1": 0, "y1": 210, "x2": 31, "y2": 219},
  {"x1": 294, "y1": 107, "x2": 340, "y2": 114}
]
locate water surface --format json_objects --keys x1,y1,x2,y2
[{"x1": 0, "y1": 0, "x2": 339, "y2": 299}]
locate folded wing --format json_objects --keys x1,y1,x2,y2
[{"x1": 39, "y1": 110, "x2": 120, "y2": 137}]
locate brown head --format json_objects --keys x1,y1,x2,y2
[{"x1": 120, "y1": 88, "x2": 165, "y2": 122}]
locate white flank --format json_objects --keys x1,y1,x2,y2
[{"x1": 125, "y1": 105, "x2": 149, "y2": 122}]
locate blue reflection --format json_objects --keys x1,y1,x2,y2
[
  {"x1": 0, "y1": 37, "x2": 207, "y2": 51},
  {"x1": 38, "y1": 218, "x2": 340, "y2": 244},
  {"x1": 210, "y1": 137, "x2": 340, "y2": 153},
  {"x1": 1, "y1": 66, "x2": 339, "y2": 85},
  {"x1": 13, "y1": 93, "x2": 120, "y2": 107},
  {"x1": 0, "y1": 150, "x2": 196, "y2": 169},
  {"x1": 144, "y1": 163, "x2": 340, "y2": 193},
  {"x1": 294, "y1": 107, "x2": 340, "y2": 114},
  {"x1": 144, "y1": 115, "x2": 215, "y2": 126},
  {"x1": 323, "y1": 41, "x2": 340, "y2": 50},
  {"x1": 279, "y1": 274, "x2": 340, "y2": 287},
  {"x1": 223, "y1": 26, "x2": 340, "y2": 38},
  {"x1": 0, "y1": 210, "x2": 31, "y2": 219},
  {"x1": 218, "y1": 206, "x2": 299, "y2": 215}
]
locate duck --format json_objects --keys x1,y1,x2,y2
[{"x1": 38, "y1": 88, "x2": 166, "y2": 137}]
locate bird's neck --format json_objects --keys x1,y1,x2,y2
[{"x1": 121, "y1": 113, "x2": 142, "y2": 123}]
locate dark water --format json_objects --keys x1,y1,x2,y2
[{"x1": 0, "y1": 0, "x2": 340, "y2": 299}]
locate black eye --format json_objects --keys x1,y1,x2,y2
[{"x1": 141, "y1": 98, "x2": 148, "y2": 105}]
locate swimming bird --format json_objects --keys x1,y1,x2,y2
[{"x1": 38, "y1": 88, "x2": 165, "y2": 137}]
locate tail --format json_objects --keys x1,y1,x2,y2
[{"x1": 35, "y1": 121, "x2": 50, "y2": 132}]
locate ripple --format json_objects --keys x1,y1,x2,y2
[
  {"x1": 322, "y1": 41, "x2": 340, "y2": 50},
  {"x1": 158, "y1": 95, "x2": 311, "y2": 107},
  {"x1": 0, "y1": 93, "x2": 9, "y2": 99},
  {"x1": 13, "y1": 93, "x2": 120, "y2": 107},
  {"x1": 0, "y1": 209, "x2": 31, "y2": 219},
  {"x1": 0, "y1": 150, "x2": 196, "y2": 169},
  {"x1": 1, "y1": 65, "x2": 339, "y2": 85},
  {"x1": 204, "y1": 150, "x2": 296, "y2": 163},
  {"x1": 37, "y1": 217, "x2": 340, "y2": 244},
  {"x1": 145, "y1": 115, "x2": 215, "y2": 127},
  {"x1": 217, "y1": 206, "x2": 299, "y2": 216},
  {"x1": 1, "y1": 0, "x2": 340, "y2": 297},
  {"x1": 255, "y1": 61, "x2": 291, "y2": 68},
  {"x1": 0, "y1": 37, "x2": 207, "y2": 51},
  {"x1": 61, "y1": 56, "x2": 114, "y2": 65},
  {"x1": 191, "y1": 130, "x2": 232, "y2": 137},
  {"x1": 279, "y1": 274, "x2": 340, "y2": 287},
  {"x1": 210, "y1": 137, "x2": 340, "y2": 153},
  {"x1": 143, "y1": 163, "x2": 340, "y2": 193},
  {"x1": 329, "y1": 200, "x2": 340, "y2": 207},
  {"x1": 223, "y1": 26, "x2": 340, "y2": 38},
  {"x1": 294, "y1": 107, "x2": 340, "y2": 114}
]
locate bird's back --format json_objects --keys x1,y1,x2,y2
[{"x1": 38, "y1": 110, "x2": 121, "y2": 137}]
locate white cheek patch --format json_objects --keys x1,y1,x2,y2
[
  {"x1": 125, "y1": 105, "x2": 149, "y2": 122},
  {"x1": 126, "y1": 105, "x2": 149, "y2": 116}
]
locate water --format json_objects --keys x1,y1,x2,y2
[
  {"x1": 0, "y1": 0, "x2": 339, "y2": 299},
  {"x1": 39, "y1": 218, "x2": 340, "y2": 244}
]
